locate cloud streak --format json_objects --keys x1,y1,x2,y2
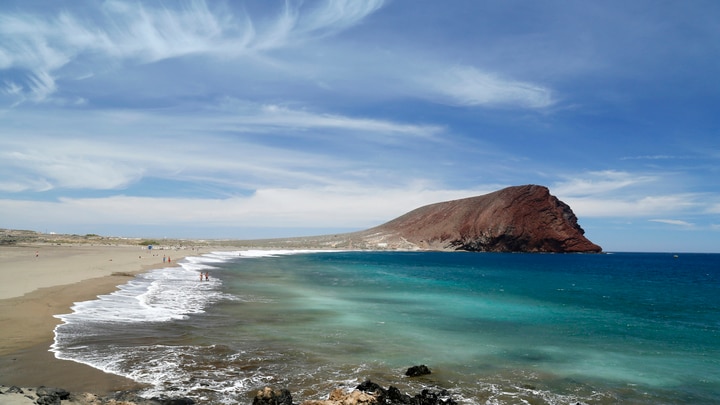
[
  {"x1": 565, "y1": 194, "x2": 704, "y2": 218},
  {"x1": 0, "y1": 0, "x2": 387, "y2": 103},
  {"x1": 0, "y1": 99, "x2": 448, "y2": 195},
  {"x1": 552, "y1": 170, "x2": 657, "y2": 196},
  {"x1": 0, "y1": 0, "x2": 556, "y2": 111},
  {"x1": 551, "y1": 171, "x2": 719, "y2": 220},
  {"x1": 420, "y1": 65, "x2": 555, "y2": 108},
  {"x1": 650, "y1": 219, "x2": 694, "y2": 227}
]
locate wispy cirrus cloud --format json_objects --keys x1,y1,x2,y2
[
  {"x1": 552, "y1": 170, "x2": 656, "y2": 196},
  {"x1": 0, "y1": 100, "x2": 446, "y2": 194},
  {"x1": 259, "y1": 0, "x2": 385, "y2": 48},
  {"x1": 0, "y1": 138, "x2": 148, "y2": 191},
  {"x1": 620, "y1": 155, "x2": 688, "y2": 161},
  {"x1": 0, "y1": 0, "x2": 558, "y2": 112},
  {"x1": 562, "y1": 194, "x2": 703, "y2": 218},
  {"x1": 650, "y1": 219, "x2": 694, "y2": 227},
  {"x1": 418, "y1": 65, "x2": 555, "y2": 109},
  {"x1": 215, "y1": 101, "x2": 445, "y2": 140},
  {"x1": 0, "y1": 0, "x2": 386, "y2": 103},
  {"x1": 99, "y1": 0, "x2": 229, "y2": 61},
  {"x1": 550, "y1": 170, "x2": 714, "y2": 219}
]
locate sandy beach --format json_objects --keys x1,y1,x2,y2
[{"x1": 0, "y1": 241, "x2": 210, "y2": 397}]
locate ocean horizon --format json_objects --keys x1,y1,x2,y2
[{"x1": 52, "y1": 250, "x2": 720, "y2": 404}]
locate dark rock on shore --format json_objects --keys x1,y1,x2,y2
[
  {"x1": 355, "y1": 380, "x2": 456, "y2": 405},
  {"x1": 253, "y1": 387, "x2": 294, "y2": 405},
  {"x1": 36, "y1": 386, "x2": 70, "y2": 404},
  {"x1": 299, "y1": 388, "x2": 377, "y2": 405},
  {"x1": 0, "y1": 385, "x2": 197, "y2": 405},
  {"x1": 5, "y1": 385, "x2": 25, "y2": 394},
  {"x1": 109, "y1": 391, "x2": 196, "y2": 404},
  {"x1": 4, "y1": 380, "x2": 451, "y2": 405},
  {"x1": 253, "y1": 380, "x2": 457, "y2": 405}
]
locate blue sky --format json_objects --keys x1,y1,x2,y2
[{"x1": 1, "y1": 0, "x2": 719, "y2": 252}]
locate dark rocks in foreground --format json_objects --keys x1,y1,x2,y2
[
  {"x1": 3, "y1": 370, "x2": 451, "y2": 405},
  {"x1": 254, "y1": 387, "x2": 294, "y2": 405},
  {"x1": 0, "y1": 384, "x2": 196, "y2": 405},
  {"x1": 36, "y1": 386, "x2": 70, "y2": 404},
  {"x1": 254, "y1": 379, "x2": 457, "y2": 405},
  {"x1": 355, "y1": 380, "x2": 456, "y2": 405},
  {"x1": 0, "y1": 386, "x2": 73, "y2": 405},
  {"x1": 107, "y1": 391, "x2": 196, "y2": 404}
]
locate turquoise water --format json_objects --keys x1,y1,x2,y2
[{"x1": 53, "y1": 251, "x2": 720, "y2": 404}]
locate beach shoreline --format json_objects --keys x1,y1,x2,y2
[
  {"x1": 0, "y1": 231, "x2": 349, "y2": 403},
  {"x1": 0, "y1": 242, "x2": 216, "y2": 396}
]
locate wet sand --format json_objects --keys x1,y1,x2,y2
[{"x1": 0, "y1": 243, "x2": 205, "y2": 394}]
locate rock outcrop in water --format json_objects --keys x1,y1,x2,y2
[
  {"x1": 355, "y1": 185, "x2": 601, "y2": 253},
  {"x1": 404, "y1": 365, "x2": 432, "y2": 377}
]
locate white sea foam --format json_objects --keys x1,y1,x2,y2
[
  {"x1": 55, "y1": 262, "x2": 220, "y2": 325},
  {"x1": 51, "y1": 253, "x2": 237, "y2": 360},
  {"x1": 51, "y1": 249, "x2": 335, "y2": 335},
  {"x1": 237, "y1": 249, "x2": 343, "y2": 258},
  {"x1": 50, "y1": 249, "x2": 334, "y2": 395}
]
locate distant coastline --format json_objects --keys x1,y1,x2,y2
[{"x1": 0, "y1": 227, "x2": 382, "y2": 251}]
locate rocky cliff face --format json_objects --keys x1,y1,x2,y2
[{"x1": 357, "y1": 185, "x2": 601, "y2": 253}]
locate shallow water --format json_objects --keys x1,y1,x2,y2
[{"x1": 53, "y1": 251, "x2": 720, "y2": 404}]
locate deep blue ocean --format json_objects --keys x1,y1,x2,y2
[{"x1": 53, "y1": 251, "x2": 720, "y2": 404}]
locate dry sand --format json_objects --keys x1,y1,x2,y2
[
  {"x1": 0, "y1": 244, "x2": 177, "y2": 300},
  {"x1": 0, "y1": 242, "x2": 214, "y2": 397}
]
